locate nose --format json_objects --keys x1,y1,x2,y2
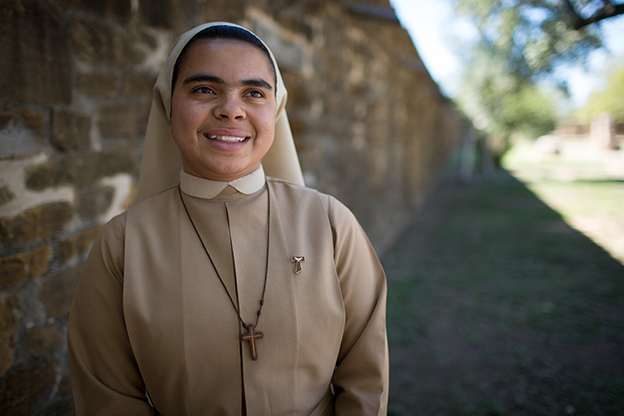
[{"x1": 214, "y1": 94, "x2": 245, "y2": 120}]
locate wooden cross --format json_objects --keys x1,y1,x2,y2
[
  {"x1": 241, "y1": 323, "x2": 263, "y2": 361},
  {"x1": 291, "y1": 256, "x2": 305, "y2": 274}
]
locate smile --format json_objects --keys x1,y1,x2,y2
[{"x1": 206, "y1": 135, "x2": 248, "y2": 142}]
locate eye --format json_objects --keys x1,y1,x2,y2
[
  {"x1": 193, "y1": 86, "x2": 214, "y2": 94},
  {"x1": 246, "y1": 90, "x2": 265, "y2": 98}
]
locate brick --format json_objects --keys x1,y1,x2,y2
[
  {"x1": 38, "y1": 265, "x2": 82, "y2": 318},
  {"x1": 0, "y1": 1, "x2": 72, "y2": 104},
  {"x1": 55, "y1": 373, "x2": 73, "y2": 397},
  {"x1": 76, "y1": 184, "x2": 115, "y2": 219},
  {"x1": 27, "y1": 326, "x2": 63, "y2": 357},
  {"x1": 0, "y1": 105, "x2": 46, "y2": 159},
  {"x1": 60, "y1": 226, "x2": 101, "y2": 260},
  {"x1": 29, "y1": 245, "x2": 52, "y2": 278},
  {"x1": 59, "y1": 236, "x2": 78, "y2": 261},
  {"x1": 0, "y1": 297, "x2": 18, "y2": 378},
  {"x1": 0, "y1": 245, "x2": 50, "y2": 288},
  {"x1": 0, "y1": 186, "x2": 15, "y2": 205},
  {"x1": 0, "y1": 359, "x2": 58, "y2": 415},
  {"x1": 25, "y1": 147, "x2": 138, "y2": 190},
  {"x1": 0, "y1": 252, "x2": 30, "y2": 289},
  {"x1": 77, "y1": 71, "x2": 120, "y2": 97},
  {"x1": 23, "y1": 160, "x2": 66, "y2": 191},
  {"x1": 121, "y1": 72, "x2": 156, "y2": 97},
  {"x1": 70, "y1": 17, "x2": 143, "y2": 65},
  {"x1": 37, "y1": 399, "x2": 76, "y2": 416},
  {"x1": 0, "y1": 202, "x2": 73, "y2": 245},
  {"x1": 0, "y1": 105, "x2": 45, "y2": 136},
  {"x1": 51, "y1": 110, "x2": 92, "y2": 153},
  {"x1": 99, "y1": 103, "x2": 149, "y2": 138},
  {"x1": 138, "y1": 0, "x2": 176, "y2": 28},
  {"x1": 0, "y1": 296, "x2": 18, "y2": 332}
]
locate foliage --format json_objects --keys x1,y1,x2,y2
[
  {"x1": 579, "y1": 66, "x2": 624, "y2": 122},
  {"x1": 450, "y1": 0, "x2": 623, "y2": 160},
  {"x1": 452, "y1": 0, "x2": 619, "y2": 85},
  {"x1": 457, "y1": 47, "x2": 558, "y2": 161}
]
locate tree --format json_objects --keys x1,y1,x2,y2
[
  {"x1": 457, "y1": 47, "x2": 558, "y2": 165},
  {"x1": 451, "y1": 0, "x2": 623, "y2": 162},
  {"x1": 452, "y1": 0, "x2": 623, "y2": 86}
]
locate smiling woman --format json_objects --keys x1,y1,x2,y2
[
  {"x1": 67, "y1": 22, "x2": 388, "y2": 415},
  {"x1": 170, "y1": 39, "x2": 277, "y2": 181}
]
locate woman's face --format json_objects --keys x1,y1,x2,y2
[{"x1": 170, "y1": 39, "x2": 277, "y2": 181}]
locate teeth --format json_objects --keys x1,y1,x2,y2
[{"x1": 207, "y1": 135, "x2": 246, "y2": 142}]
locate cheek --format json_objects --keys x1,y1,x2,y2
[{"x1": 257, "y1": 111, "x2": 276, "y2": 139}]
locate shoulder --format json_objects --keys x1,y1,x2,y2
[
  {"x1": 266, "y1": 177, "x2": 359, "y2": 230},
  {"x1": 126, "y1": 186, "x2": 179, "y2": 222}
]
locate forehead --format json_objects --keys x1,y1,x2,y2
[{"x1": 176, "y1": 39, "x2": 275, "y2": 84}]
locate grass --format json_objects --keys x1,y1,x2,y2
[{"x1": 383, "y1": 139, "x2": 624, "y2": 415}]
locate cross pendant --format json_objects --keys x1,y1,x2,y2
[
  {"x1": 241, "y1": 323, "x2": 263, "y2": 361},
  {"x1": 291, "y1": 256, "x2": 305, "y2": 274}
]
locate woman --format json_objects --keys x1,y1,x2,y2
[{"x1": 68, "y1": 22, "x2": 388, "y2": 415}]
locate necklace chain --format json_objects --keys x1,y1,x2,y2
[{"x1": 177, "y1": 185, "x2": 271, "y2": 330}]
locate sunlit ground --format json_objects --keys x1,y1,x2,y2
[{"x1": 504, "y1": 136, "x2": 624, "y2": 264}]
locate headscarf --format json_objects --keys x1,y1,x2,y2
[{"x1": 134, "y1": 22, "x2": 305, "y2": 202}]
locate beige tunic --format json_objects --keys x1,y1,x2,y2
[{"x1": 68, "y1": 172, "x2": 388, "y2": 415}]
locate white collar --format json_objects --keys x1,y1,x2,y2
[{"x1": 179, "y1": 166, "x2": 266, "y2": 199}]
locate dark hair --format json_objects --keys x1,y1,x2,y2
[{"x1": 172, "y1": 25, "x2": 277, "y2": 94}]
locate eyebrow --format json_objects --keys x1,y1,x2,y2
[{"x1": 183, "y1": 74, "x2": 273, "y2": 90}]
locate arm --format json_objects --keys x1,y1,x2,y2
[
  {"x1": 327, "y1": 197, "x2": 389, "y2": 415},
  {"x1": 68, "y1": 214, "x2": 155, "y2": 415}
]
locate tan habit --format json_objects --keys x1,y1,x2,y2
[{"x1": 68, "y1": 22, "x2": 388, "y2": 415}]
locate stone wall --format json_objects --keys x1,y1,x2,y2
[{"x1": 0, "y1": 0, "x2": 466, "y2": 414}]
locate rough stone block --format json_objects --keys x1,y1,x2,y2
[
  {"x1": 0, "y1": 1, "x2": 72, "y2": 104},
  {"x1": 0, "y1": 296, "x2": 18, "y2": 333},
  {"x1": 0, "y1": 202, "x2": 73, "y2": 245},
  {"x1": 59, "y1": 236, "x2": 78, "y2": 261},
  {"x1": 71, "y1": 17, "x2": 143, "y2": 65},
  {"x1": 0, "y1": 105, "x2": 45, "y2": 136},
  {"x1": 23, "y1": 160, "x2": 66, "y2": 191},
  {"x1": 38, "y1": 265, "x2": 82, "y2": 318},
  {"x1": 76, "y1": 184, "x2": 115, "y2": 219},
  {"x1": 0, "y1": 359, "x2": 58, "y2": 415},
  {"x1": 0, "y1": 245, "x2": 51, "y2": 289},
  {"x1": 0, "y1": 297, "x2": 18, "y2": 378},
  {"x1": 122, "y1": 72, "x2": 156, "y2": 97},
  {"x1": 0, "y1": 252, "x2": 30, "y2": 289},
  {"x1": 51, "y1": 110, "x2": 92, "y2": 153},
  {"x1": 99, "y1": 103, "x2": 149, "y2": 138},
  {"x1": 56, "y1": 373, "x2": 73, "y2": 397},
  {"x1": 77, "y1": 71, "x2": 120, "y2": 97},
  {"x1": 25, "y1": 147, "x2": 138, "y2": 190},
  {"x1": 29, "y1": 245, "x2": 53, "y2": 278},
  {"x1": 60, "y1": 228, "x2": 102, "y2": 260},
  {"x1": 251, "y1": 18, "x2": 307, "y2": 73},
  {"x1": 38, "y1": 399, "x2": 76, "y2": 416},
  {"x1": 0, "y1": 186, "x2": 15, "y2": 205},
  {"x1": 138, "y1": 0, "x2": 175, "y2": 28},
  {"x1": 27, "y1": 326, "x2": 64, "y2": 357},
  {"x1": 0, "y1": 104, "x2": 46, "y2": 159},
  {"x1": 63, "y1": 0, "x2": 131, "y2": 22}
]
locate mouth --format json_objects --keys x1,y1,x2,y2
[{"x1": 206, "y1": 134, "x2": 249, "y2": 143}]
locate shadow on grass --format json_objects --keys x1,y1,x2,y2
[{"x1": 383, "y1": 171, "x2": 624, "y2": 416}]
